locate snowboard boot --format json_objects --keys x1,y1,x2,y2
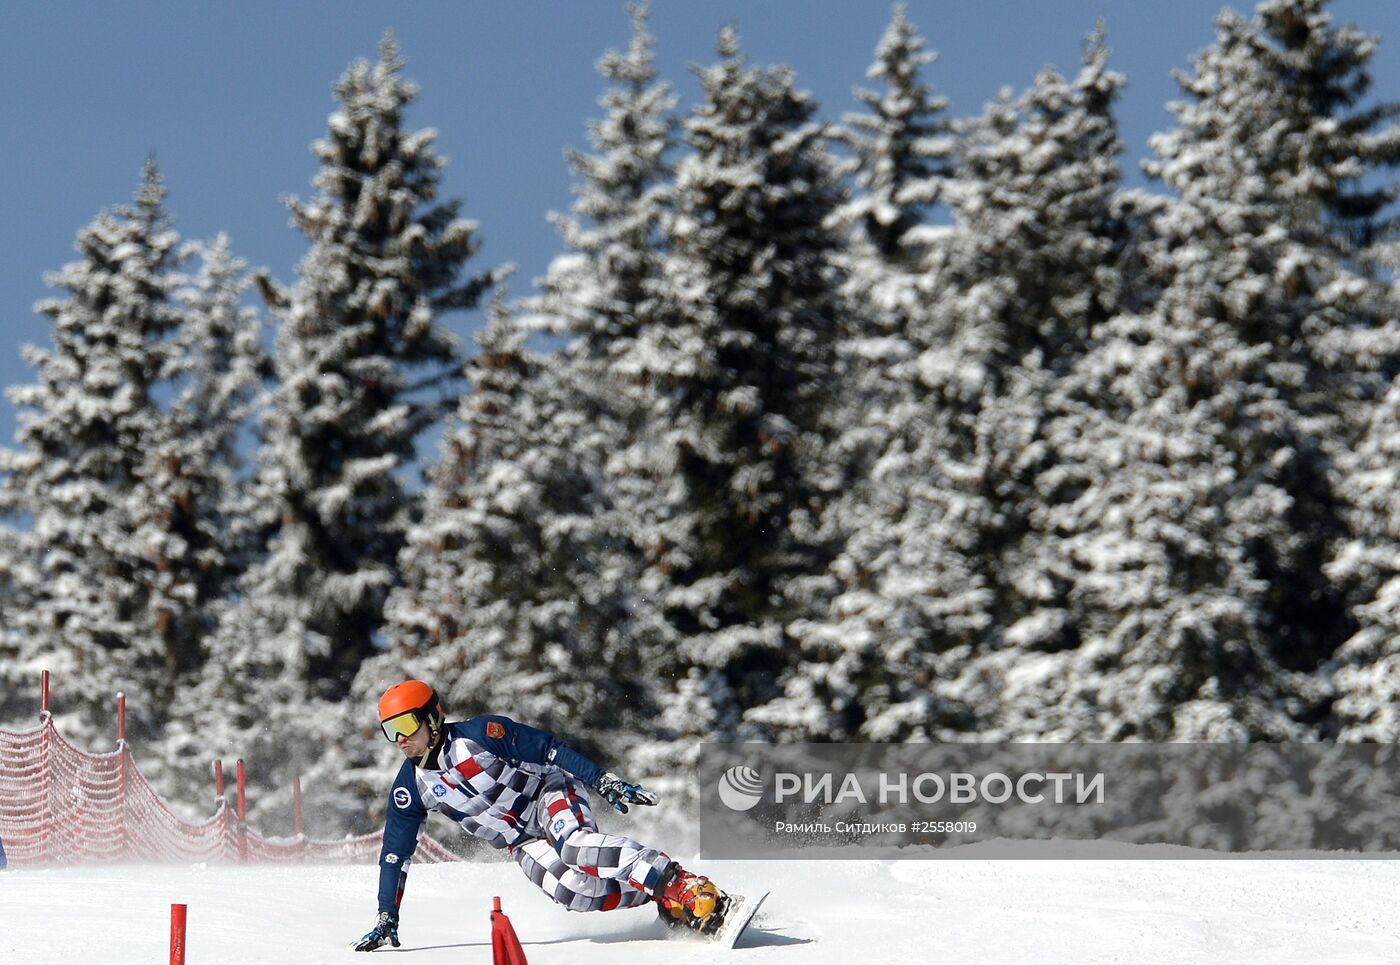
[{"x1": 655, "y1": 863, "x2": 724, "y2": 934}]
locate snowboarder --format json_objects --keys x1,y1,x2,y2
[{"x1": 352, "y1": 679, "x2": 727, "y2": 952}]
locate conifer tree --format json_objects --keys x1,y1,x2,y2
[
  {"x1": 1251, "y1": 0, "x2": 1400, "y2": 738},
  {"x1": 154, "y1": 235, "x2": 269, "y2": 776},
  {"x1": 195, "y1": 36, "x2": 495, "y2": 815},
  {"x1": 223, "y1": 33, "x2": 493, "y2": 678},
  {"x1": 1150, "y1": 0, "x2": 1394, "y2": 735},
  {"x1": 359, "y1": 8, "x2": 681, "y2": 794},
  {"x1": 764, "y1": 7, "x2": 968, "y2": 740},
  {"x1": 372, "y1": 296, "x2": 639, "y2": 746},
  {"x1": 634, "y1": 29, "x2": 847, "y2": 745},
  {"x1": 139, "y1": 236, "x2": 267, "y2": 689},
  {"x1": 501, "y1": 0, "x2": 679, "y2": 760},
  {"x1": 789, "y1": 26, "x2": 1134, "y2": 741},
  {"x1": 936, "y1": 29, "x2": 1143, "y2": 739},
  {"x1": 1030, "y1": 1, "x2": 1395, "y2": 739},
  {"x1": 529, "y1": 0, "x2": 676, "y2": 369},
  {"x1": 825, "y1": 2, "x2": 957, "y2": 520},
  {"x1": 833, "y1": 3, "x2": 954, "y2": 265},
  {"x1": 1327, "y1": 375, "x2": 1400, "y2": 739},
  {"x1": 0, "y1": 161, "x2": 184, "y2": 743},
  {"x1": 1247, "y1": 0, "x2": 1400, "y2": 254}
]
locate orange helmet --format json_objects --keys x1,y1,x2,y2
[{"x1": 377, "y1": 680, "x2": 445, "y2": 742}]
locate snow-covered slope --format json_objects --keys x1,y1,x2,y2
[{"x1": 3, "y1": 855, "x2": 1397, "y2": 963}]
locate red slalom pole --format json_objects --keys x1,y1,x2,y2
[
  {"x1": 491, "y1": 896, "x2": 528, "y2": 965},
  {"x1": 169, "y1": 904, "x2": 187, "y2": 965}
]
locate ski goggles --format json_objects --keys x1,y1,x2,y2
[{"x1": 380, "y1": 711, "x2": 424, "y2": 742}]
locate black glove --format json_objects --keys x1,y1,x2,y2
[
  {"x1": 595, "y1": 771, "x2": 659, "y2": 814},
  {"x1": 352, "y1": 911, "x2": 400, "y2": 952}
]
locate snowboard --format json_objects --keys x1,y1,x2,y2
[{"x1": 709, "y1": 890, "x2": 768, "y2": 948}]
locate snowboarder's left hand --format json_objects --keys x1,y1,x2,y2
[{"x1": 595, "y1": 772, "x2": 659, "y2": 814}]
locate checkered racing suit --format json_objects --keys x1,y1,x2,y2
[{"x1": 376, "y1": 716, "x2": 671, "y2": 915}]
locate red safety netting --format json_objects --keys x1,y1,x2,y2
[{"x1": 0, "y1": 714, "x2": 460, "y2": 867}]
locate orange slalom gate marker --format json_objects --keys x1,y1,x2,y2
[
  {"x1": 170, "y1": 903, "x2": 187, "y2": 965},
  {"x1": 491, "y1": 896, "x2": 528, "y2": 965}
]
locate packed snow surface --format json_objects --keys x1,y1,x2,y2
[{"x1": 3, "y1": 855, "x2": 1398, "y2": 963}]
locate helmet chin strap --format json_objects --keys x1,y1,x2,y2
[{"x1": 415, "y1": 718, "x2": 444, "y2": 769}]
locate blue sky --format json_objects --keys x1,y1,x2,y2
[{"x1": 3, "y1": 0, "x2": 1397, "y2": 453}]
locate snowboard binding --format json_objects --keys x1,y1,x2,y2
[{"x1": 655, "y1": 863, "x2": 726, "y2": 934}]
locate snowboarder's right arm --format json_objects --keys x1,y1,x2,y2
[
  {"x1": 355, "y1": 764, "x2": 424, "y2": 950},
  {"x1": 376, "y1": 760, "x2": 427, "y2": 916}
]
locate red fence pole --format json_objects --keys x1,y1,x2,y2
[
  {"x1": 236, "y1": 759, "x2": 248, "y2": 863},
  {"x1": 212, "y1": 760, "x2": 231, "y2": 861},
  {"x1": 39, "y1": 671, "x2": 51, "y2": 864},
  {"x1": 292, "y1": 775, "x2": 305, "y2": 862},
  {"x1": 115, "y1": 693, "x2": 127, "y2": 858}
]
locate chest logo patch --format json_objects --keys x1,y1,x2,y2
[
  {"x1": 486, "y1": 721, "x2": 506, "y2": 739},
  {"x1": 432, "y1": 783, "x2": 448, "y2": 798},
  {"x1": 393, "y1": 787, "x2": 413, "y2": 809}
]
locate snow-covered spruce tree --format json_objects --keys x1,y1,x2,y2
[
  {"x1": 824, "y1": 2, "x2": 956, "y2": 495},
  {"x1": 352, "y1": 11, "x2": 679, "y2": 824},
  {"x1": 154, "y1": 235, "x2": 270, "y2": 783},
  {"x1": 195, "y1": 35, "x2": 495, "y2": 828},
  {"x1": 832, "y1": 3, "x2": 954, "y2": 267},
  {"x1": 358, "y1": 292, "x2": 668, "y2": 839},
  {"x1": 1257, "y1": 0, "x2": 1400, "y2": 739},
  {"x1": 529, "y1": 0, "x2": 676, "y2": 365},
  {"x1": 0, "y1": 161, "x2": 184, "y2": 745},
  {"x1": 141, "y1": 236, "x2": 267, "y2": 683},
  {"x1": 1024, "y1": 0, "x2": 1396, "y2": 740},
  {"x1": 1138, "y1": 0, "x2": 1395, "y2": 738},
  {"x1": 178, "y1": 236, "x2": 272, "y2": 586},
  {"x1": 633, "y1": 29, "x2": 848, "y2": 749},
  {"x1": 509, "y1": 2, "x2": 678, "y2": 760},
  {"x1": 1014, "y1": 15, "x2": 1300, "y2": 741},
  {"x1": 0, "y1": 527, "x2": 36, "y2": 729},
  {"x1": 1243, "y1": 0, "x2": 1399, "y2": 256},
  {"x1": 757, "y1": 6, "x2": 965, "y2": 741},
  {"x1": 368, "y1": 294, "x2": 644, "y2": 765},
  {"x1": 1327, "y1": 373, "x2": 1400, "y2": 740},
  {"x1": 931, "y1": 28, "x2": 1149, "y2": 739}
]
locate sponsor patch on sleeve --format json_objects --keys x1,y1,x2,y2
[
  {"x1": 486, "y1": 721, "x2": 506, "y2": 740},
  {"x1": 393, "y1": 787, "x2": 413, "y2": 809},
  {"x1": 385, "y1": 853, "x2": 399, "y2": 864}
]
